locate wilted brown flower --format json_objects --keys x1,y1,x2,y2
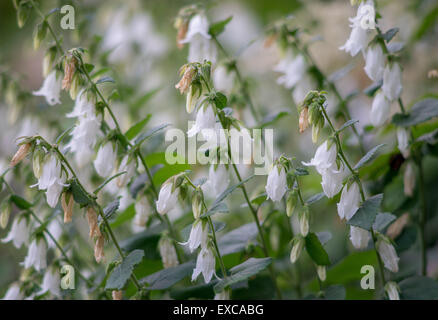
[
  {"x1": 299, "y1": 107, "x2": 309, "y2": 133},
  {"x1": 61, "y1": 192, "x2": 74, "y2": 223},
  {"x1": 264, "y1": 33, "x2": 278, "y2": 48},
  {"x1": 112, "y1": 290, "x2": 122, "y2": 300},
  {"x1": 386, "y1": 213, "x2": 410, "y2": 240},
  {"x1": 94, "y1": 234, "x2": 105, "y2": 263},
  {"x1": 10, "y1": 143, "x2": 31, "y2": 167},
  {"x1": 176, "y1": 21, "x2": 188, "y2": 49},
  {"x1": 175, "y1": 66, "x2": 195, "y2": 94},
  {"x1": 428, "y1": 69, "x2": 438, "y2": 78},
  {"x1": 86, "y1": 207, "x2": 101, "y2": 238},
  {"x1": 62, "y1": 56, "x2": 77, "y2": 90}
]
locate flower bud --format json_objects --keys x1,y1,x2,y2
[
  {"x1": 385, "y1": 281, "x2": 400, "y2": 300},
  {"x1": 316, "y1": 265, "x2": 326, "y2": 282},
  {"x1": 159, "y1": 236, "x2": 179, "y2": 269},
  {"x1": 10, "y1": 143, "x2": 31, "y2": 167},
  {"x1": 33, "y1": 22, "x2": 47, "y2": 50},
  {"x1": 0, "y1": 201, "x2": 11, "y2": 229},
  {"x1": 299, "y1": 107, "x2": 309, "y2": 133},
  {"x1": 17, "y1": 3, "x2": 31, "y2": 28},
  {"x1": 69, "y1": 73, "x2": 81, "y2": 100},
  {"x1": 32, "y1": 148, "x2": 45, "y2": 179},
  {"x1": 94, "y1": 234, "x2": 105, "y2": 263},
  {"x1": 43, "y1": 47, "x2": 57, "y2": 78},
  {"x1": 61, "y1": 192, "x2": 74, "y2": 223},
  {"x1": 214, "y1": 288, "x2": 231, "y2": 300},
  {"x1": 192, "y1": 190, "x2": 204, "y2": 219},
  {"x1": 290, "y1": 236, "x2": 304, "y2": 264},
  {"x1": 86, "y1": 207, "x2": 101, "y2": 238},
  {"x1": 286, "y1": 189, "x2": 298, "y2": 217},
  {"x1": 298, "y1": 205, "x2": 310, "y2": 236},
  {"x1": 377, "y1": 236, "x2": 399, "y2": 273},
  {"x1": 403, "y1": 162, "x2": 415, "y2": 197},
  {"x1": 112, "y1": 290, "x2": 122, "y2": 300},
  {"x1": 386, "y1": 213, "x2": 409, "y2": 240}
]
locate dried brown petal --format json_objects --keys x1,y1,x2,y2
[
  {"x1": 263, "y1": 34, "x2": 278, "y2": 48},
  {"x1": 94, "y1": 234, "x2": 105, "y2": 263},
  {"x1": 299, "y1": 107, "x2": 309, "y2": 133},
  {"x1": 86, "y1": 207, "x2": 101, "y2": 238},
  {"x1": 175, "y1": 67, "x2": 195, "y2": 94},
  {"x1": 10, "y1": 143, "x2": 31, "y2": 167},
  {"x1": 62, "y1": 57, "x2": 77, "y2": 90},
  {"x1": 176, "y1": 21, "x2": 188, "y2": 49},
  {"x1": 112, "y1": 290, "x2": 122, "y2": 300}
]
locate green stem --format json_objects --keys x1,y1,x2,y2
[
  {"x1": 206, "y1": 216, "x2": 228, "y2": 280},
  {"x1": 417, "y1": 156, "x2": 427, "y2": 276},
  {"x1": 212, "y1": 36, "x2": 261, "y2": 123}
]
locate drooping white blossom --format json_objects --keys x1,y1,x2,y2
[
  {"x1": 156, "y1": 182, "x2": 179, "y2": 215},
  {"x1": 303, "y1": 140, "x2": 337, "y2": 175},
  {"x1": 213, "y1": 65, "x2": 235, "y2": 94},
  {"x1": 182, "y1": 220, "x2": 208, "y2": 253},
  {"x1": 192, "y1": 246, "x2": 216, "y2": 284},
  {"x1": 159, "y1": 236, "x2": 179, "y2": 269},
  {"x1": 274, "y1": 52, "x2": 307, "y2": 89},
  {"x1": 265, "y1": 165, "x2": 287, "y2": 202},
  {"x1": 214, "y1": 289, "x2": 230, "y2": 300},
  {"x1": 370, "y1": 90, "x2": 391, "y2": 127},
  {"x1": 116, "y1": 155, "x2": 137, "y2": 188},
  {"x1": 292, "y1": 73, "x2": 315, "y2": 105},
  {"x1": 364, "y1": 44, "x2": 385, "y2": 81},
  {"x1": 397, "y1": 127, "x2": 410, "y2": 158},
  {"x1": 320, "y1": 163, "x2": 348, "y2": 198},
  {"x1": 382, "y1": 63, "x2": 403, "y2": 101},
  {"x1": 38, "y1": 267, "x2": 61, "y2": 298},
  {"x1": 180, "y1": 14, "x2": 217, "y2": 64},
  {"x1": 2, "y1": 217, "x2": 29, "y2": 249},
  {"x1": 339, "y1": 0, "x2": 373, "y2": 56},
  {"x1": 33, "y1": 71, "x2": 62, "y2": 106},
  {"x1": 209, "y1": 165, "x2": 229, "y2": 195},
  {"x1": 94, "y1": 142, "x2": 117, "y2": 178},
  {"x1": 46, "y1": 219, "x2": 63, "y2": 249},
  {"x1": 2, "y1": 283, "x2": 23, "y2": 300},
  {"x1": 36, "y1": 153, "x2": 61, "y2": 190},
  {"x1": 337, "y1": 182, "x2": 361, "y2": 220},
  {"x1": 22, "y1": 237, "x2": 47, "y2": 272},
  {"x1": 45, "y1": 173, "x2": 67, "y2": 208},
  {"x1": 349, "y1": 226, "x2": 371, "y2": 249},
  {"x1": 187, "y1": 104, "x2": 216, "y2": 137},
  {"x1": 377, "y1": 238, "x2": 400, "y2": 273}
]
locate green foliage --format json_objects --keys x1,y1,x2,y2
[
  {"x1": 105, "y1": 250, "x2": 145, "y2": 290},
  {"x1": 304, "y1": 233, "x2": 330, "y2": 266}
]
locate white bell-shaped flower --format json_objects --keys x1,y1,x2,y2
[
  {"x1": 377, "y1": 238, "x2": 399, "y2": 273},
  {"x1": 292, "y1": 73, "x2": 315, "y2": 105},
  {"x1": 339, "y1": 23, "x2": 368, "y2": 57},
  {"x1": 2, "y1": 217, "x2": 29, "y2": 249},
  {"x1": 370, "y1": 90, "x2": 391, "y2": 127},
  {"x1": 265, "y1": 165, "x2": 287, "y2": 202},
  {"x1": 273, "y1": 52, "x2": 307, "y2": 89},
  {"x1": 349, "y1": 226, "x2": 371, "y2": 249},
  {"x1": 36, "y1": 153, "x2": 61, "y2": 190},
  {"x1": 46, "y1": 174, "x2": 67, "y2": 208},
  {"x1": 364, "y1": 44, "x2": 385, "y2": 81},
  {"x1": 213, "y1": 65, "x2": 235, "y2": 94},
  {"x1": 38, "y1": 267, "x2": 61, "y2": 297},
  {"x1": 94, "y1": 142, "x2": 117, "y2": 177},
  {"x1": 303, "y1": 140, "x2": 337, "y2": 175},
  {"x1": 396, "y1": 127, "x2": 410, "y2": 158},
  {"x1": 337, "y1": 182, "x2": 361, "y2": 220},
  {"x1": 116, "y1": 155, "x2": 137, "y2": 188},
  {"x1": 156, "y1": 181, "x2": 179, "y2": 215},
  {"x1": 209, "y1": 165, "x2": 229, "y2": 195},
  {"x1": 382, "y1": 63, "x2": 403, "y2": 101},
  {"x1": 46, "y1": 219, "x2": 63, "y2": 248},
  {"x1": 187, "y1": 104, "x2": 216, "y2": 137},
  {"x1": 192, "y1": 245, "x2": 216, "y2": 284},
  {"x1": 22, "y1": 237, "x2": 47, "y2": 272},
  {"x1": 33, "y1": 71, "x2": 62, "y2": 106},
  {"x1": 321, "y1": 163, "x2": 348, "y2": 198},
  {"x1": 182, "y1": 220, "x2": 208, "y2": 253},
  {"x1": 180, "y1": 14, "x2": 217, "y2": 64}
]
